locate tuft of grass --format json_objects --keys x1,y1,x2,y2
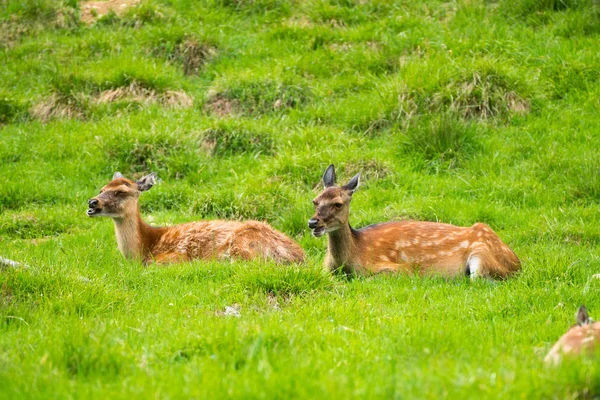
[
  {"x1": 205, "y1": 80, "x2": 311, "y2": 116},
  {"x1": 233, "y1": 264, "x2": 335, "y2": 297},
  {"x1": 201, "y1": 126, "x2": 276, "y2": 157},
  {"x1": 425, "y1": 67, "x2": 531, "y2": 121},
  {"x1": 400, "y1": 115, "x2": 480, "y2": 173}
]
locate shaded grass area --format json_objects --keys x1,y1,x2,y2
[{"x1": 1, "y1": 0, "x2": 600, "y2": 398}]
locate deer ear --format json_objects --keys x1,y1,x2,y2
[
  {"x1": 576, "y1": 305, "x2": 591, "y2": 326},
  {"x1": 112, "y1": 171, "x2": 124, "y2": 180},
  {"x1": 343, "y1": 173, "x2": 360, "y2": 194},
  {"x1": 136, "y1": 172, "x2": 157, "y2": 192},
  {"x1": 323, "y1": 164, "x2": 336, "y2": 188}
]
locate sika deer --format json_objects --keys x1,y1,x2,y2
[
  {"x1": 308, "y1": 164, "x2": 520, "y2": 278},
  {"x1": 545, "y1": 305, "x2": 600, "y2": 365},
  {"x1": 88, "y1": 172, "x2": 305, "y2": 265}
]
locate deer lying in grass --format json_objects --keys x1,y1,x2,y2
[
  {"x1": 545, "y1": 305, "x2": 600, "y2": 365},
  {"x1": 87, "y1": 172, "x2": 305, "y2": 265},
  {"x1": 308, "y1": 165, "x2": 520, "y2": 278}
]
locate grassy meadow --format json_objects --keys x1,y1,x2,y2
[{"x1": 1, "y1": 0, "x2": 600, "y2": 397}]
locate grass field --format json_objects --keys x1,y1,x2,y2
[{"x1": 1, "y1": 0, "x2": 600, "y2": 398}]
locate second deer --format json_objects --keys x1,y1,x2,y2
[
  {"x1": 308, "y1": 164, "x2": 520, "y2": 278},
  {"x1": 88, "y1": 172, "x2": 305, "y2": 265}
]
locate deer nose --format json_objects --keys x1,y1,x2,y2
[
  {"x1": 308, "y1": 219, "x2": 319, "y2": 229},
  {"x1": 88, "y1": 199, "x2": 99, "y2": 208}
]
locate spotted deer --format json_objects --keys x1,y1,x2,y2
[
  {"x1": 87, "y1": 172, "x2": 305, "y2": 265},
  {"x1": 545, "y1": 305, "x2": 600, "y2": 365},
  {"x1": 308, "y1": 164, "x2": 520, "y2": 278}
]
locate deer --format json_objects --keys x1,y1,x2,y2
[
  {"x1": 544, "y1": 305, "x2": 600, "y2": 365},
  {"x1": 308, "y1": 164, "x2": 521, "y2": 278},
  {"x1": 87, "y1": 172, "x2": 305, "y2": 265}
]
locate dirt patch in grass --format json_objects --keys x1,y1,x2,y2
[
  {"x1": 203, "y1": 94, "x2": 240, "y2": 117},
  {"x1": 81, "y1": 0, "x2": 140, "y2": 24}
]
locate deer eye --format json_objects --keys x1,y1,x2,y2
[{"x1": 334, "y1": 203, "x2": 343, "y2": 208}]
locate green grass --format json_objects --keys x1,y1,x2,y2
[{"x1": 1, "y1": 0, "x2": 600, "y2": 398}]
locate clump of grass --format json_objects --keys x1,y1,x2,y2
[
  {"x1": 428, "y1": 70, "x2": 530, "y2": 120},
  {"x1": 31, "y1": 71, "x2": 191, "y2": 122},
  {"x1": 191, "y1": 189, "x2": 286, "y2": 221},
  {"x1": 498, "y1": 0, "x2": 592, "y2": 18},
  {"x1": 60, "y1": 330, "x2": 126, "y2": 378},
  {"x1": 118, "y1": 1, "x2": 169, "y2": 27},
  {"x1": 401, "y1": 115, "x2": 479, "y2": 173},
  {"x1": 546, "y1": 63, "x2": 599, "y2": 99},
  {"x1": 200, "y1": 127, "x2": 275, "y2": 157},
  {"x1": 342, "y1": 159, "x2": 392, "y2": 182},
  {"x1": 213, "y1": 0, "x2": 293, "y2": 16},
  {"x1": 103, "y1": 132, "x2": 196, "y2": 178},
  {"x1": 95, "y1": 81, "x2": 193, "y2": 109},
  {"x1": 0, "y1": 211, "x2": 73, "y2": 239},
  {"x1": 0, "y1": 0, "x2": 80, "y2": 45},
  {"x1": 0, "y1": 97, "x2": 29, "y2": 124},
  {"x1": 30, "y1": 93, "x2": 88, "y2": 122},
  {"x1": 205, "y1": 80, "x2": 311, "y2": 116},
  {"x1": 151, "y1": 34, "x2": 217, "y2": 75},
  {"x1": 233, "y1": 265, "x2": 334, "y2": 297}
]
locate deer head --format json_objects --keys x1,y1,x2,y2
[
  {"x1": 308, "y1": 164, "x2": 360, "y2": 237},
  {"x1": 87, "y1": 172, "x2": 157, "y2": 219}
]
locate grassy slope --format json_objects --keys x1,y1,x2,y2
[{"x1": 1, "y1": 0, "x2": 600, "y2": 398}]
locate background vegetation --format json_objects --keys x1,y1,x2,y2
[{"x1": 1, "y1": 0, "x2": 600, "y2": 398}]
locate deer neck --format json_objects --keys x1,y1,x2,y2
[
  {"x1": 327, "y1": 222, "x2": 359, "y2": 268},
  {"x1": 112, "y1": 204, "x2": 163, "y2": 261}
]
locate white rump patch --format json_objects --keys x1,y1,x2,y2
[{"x1": 467, "y1": 256, "x2": 481, "y2": 280}]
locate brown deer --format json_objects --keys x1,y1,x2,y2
[
  {"x1": 87, "y1": 172, "x2": 305, "y2": 265},
  {"x1": 545, "y1": 305, "x2": 600, "y2": 365},
  {"x1": 308, "y1": 164, "x2": 520, "y2": 278}
]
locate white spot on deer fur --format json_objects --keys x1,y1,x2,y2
[
  {"x1": 460, "y1": 240, "x2": 469, "y2": 249},
  {"x1": 379, "y1": 255, "x2": 391, "y2": 262},
  {"x1": 468, "y1": 256, "x2": 481, "y2": 280}
]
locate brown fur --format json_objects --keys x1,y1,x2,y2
[
  {"x1": 310, "y1": 165, "x2": 520, "y2": 278},
  {"x1": 88, "y1": 174, "x2": 305, "y2": 265},
  {"x1": 545, "y1": 306, "x2": 600, "y2": 365}
]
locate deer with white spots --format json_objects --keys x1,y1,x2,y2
[
  {"x1": 87, "y1": 172, "x2": 305, "y2": 265},
  {"x1": 545, "y1": 305, "x2": 600, "y2": 365},
  {"x1": 308, "y1": 165, "x2": 520, "y2": 278}
]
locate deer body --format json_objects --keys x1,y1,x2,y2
[
  {"x1": 545, "y1": 306, "x2": 600, "y2": 365},
  {"x1": 88, "y1": 173, "x2": 305, "y2": 265},
  {"x1": 309, "y1": 165, "x2": 520, "y2": 278}
]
